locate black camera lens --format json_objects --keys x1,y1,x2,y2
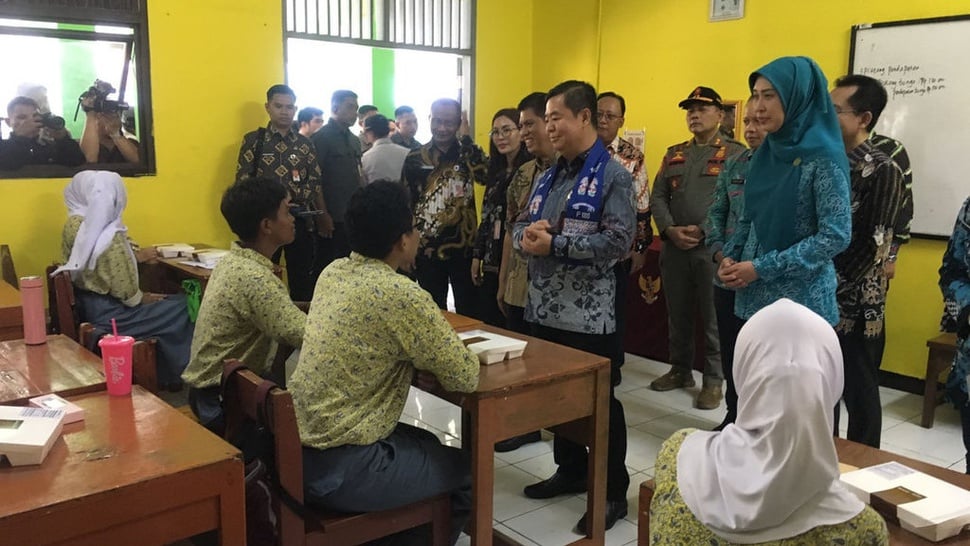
[{"x1": 35, "y1": 112, "x2": 66, "y2": 130}]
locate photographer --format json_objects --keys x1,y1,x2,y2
[
  {"x1": 80, "y1": 109, "x2": 139, "y2": 164},
  {"x1": 78, "y1": 80, "x2": 139, "y2": 164},
  {"x1": 0, "y1": 96, "x2": 85, "y2": 170}
]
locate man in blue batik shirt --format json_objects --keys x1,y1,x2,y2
[{"x1": 512, "y1": 80, "x2": 634, "y2": 534}]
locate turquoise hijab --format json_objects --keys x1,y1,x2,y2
[{"x1": 744, "y1": 56, "x2": 848, "y2": 251}]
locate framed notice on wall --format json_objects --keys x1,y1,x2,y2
[{"x1": 710, "y1": 0, "x2": 744, "y2": 22}]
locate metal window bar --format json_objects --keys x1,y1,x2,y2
[{"x1": 283, "y1": 0, "x2": 473, "y2": 55}]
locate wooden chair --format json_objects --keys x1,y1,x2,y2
[
  {"x1": 0, "y1": 244, "x2": 17, "y2": 287},
  {"x1": 46, "y1": 265, "x2": 160, "y2": 394},
  {"x1": 221, "y1": 360, "x2": 452, "y2": 546},
  {"x1": 638, "y1": 480, "x2": 655, "y2": 545},
  {"x1": 922, "y1": 332, "x2": 958, "y2": 428}
]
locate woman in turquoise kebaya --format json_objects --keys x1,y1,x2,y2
[{"x1": 719, "y1": 56, "x2": 851, "y2": 326}]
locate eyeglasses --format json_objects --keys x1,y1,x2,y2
[
  {"x1": 489, "y1": 126, "x2": 518, "y2": 138},
  {"x1": 596, "y1": 112, "x2": 622, "y2": 122},
  {"x1": 833, "y1": 106, "x2": 860, "y2": 116}
]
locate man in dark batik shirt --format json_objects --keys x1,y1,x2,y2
[
  {"x1": 831, "y1": 75, "x2": 903, "y2": 449},
  {"x1": 236, "y1": 84, "x2": 329, "y2": 302},
  {"x1": 401, "y1": 98, "x2": 487, "y2": 316}
]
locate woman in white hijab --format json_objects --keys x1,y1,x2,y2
[
  {"x1": 649, "y1": 298, "x2": 888, "y2": 545},
  {"x1": 55, "y1": 170, "x2": 194, "y2": 389}
]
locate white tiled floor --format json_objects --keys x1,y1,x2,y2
[{"x1": 400, "y1": 353, "x2": 966, "y2": 546}]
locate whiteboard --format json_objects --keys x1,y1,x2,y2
[{"x1": 850, "y1": 15, "x2": 970, "y2": 237}]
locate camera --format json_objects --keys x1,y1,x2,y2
[
  {"x1": 78, "y1": 80, "x2": 129, "y2": 114},
  {"x1": 35, "y1": 112, "x2": 65, "y2": 130}
]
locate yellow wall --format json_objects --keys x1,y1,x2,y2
[
  {"x1": 2, "y1": 0, "x2": 528, "y2": 279},
  {"x1": 2, "y1": 0, "x2": 282, "y2": 280},
  {"x1": 532, "y1": 0, "x2": 600, "y2": 90},
  {"x1": 4, "y1": 0, "x2": 962, "y2": 380},
  {"x1": 585, "y1": 0, "x2": 970, "y2": 378}
]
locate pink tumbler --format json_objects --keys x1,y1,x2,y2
[
  {"x1": 20, "y1": 276, "x2": 47, "y2": 345},
  {"x1": 99, "y1": 334, "x2": 135, "y2": 396}
]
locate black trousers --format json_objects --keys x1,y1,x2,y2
[
  {"x1": 506, "y1": 305, "x2": 528, "y2": 335},
  {"x1": 612, "y1": 259, "x2": 630, "y2": 370},
  {"x1": 319, "y1": 221, "x2": 351, "y2": 271},
  {"x1": 531, "y1": 324, "x2": 630, "y2": 502},
  {"x1": 476, "y1": 270, "x2": 505, "y2": 328},
  {"x1": 415, "y1": 253, "x2": 477, "y2": 317},
  {"x1": 713, "y1": 286, "x2": 746, "y2": 423},
  {"x1": 282, "y1": 217, "x2": 327, "y2": 302},
  {"x1": 838, "y1": 325, "x2": 885, "y2": 448}
]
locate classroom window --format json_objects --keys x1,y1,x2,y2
[{"x1": 0, "y1": 1, "x2": 154, "y2": 179}]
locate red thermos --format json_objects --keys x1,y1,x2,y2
[{"x1": 20, "y1": 276, "x2": 46, "y2": 345}]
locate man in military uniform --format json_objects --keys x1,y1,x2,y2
[
  {"x1": 236, "y1": 84, "x2": 327, "y2": 302},
  {"x1": 649, "y1": 86, "x2": 746, "y2": 410}
]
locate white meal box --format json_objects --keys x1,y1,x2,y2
[{"x1": 458, "y1": 329, "x2": 528, "y2": 365}]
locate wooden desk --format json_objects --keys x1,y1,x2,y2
[
  {"x1": 834, "y1": 437, "x2": 970, "y2": 545},
  {"x1": 0, "y1": 387, "x2": 245, "y2": 545},
  {"x1": 0, "y1": 281, "x2": 22, "y2": 342},
  {"x1": 0, "y1": 335, "x2": 105, "y2": 405},
  {"x1": 443, "y1": 310, "x2": 483, "y2": 332},
  {"x1": 434, "y1": 322, "x2": 611, "y2": 546},
  {"x1": 637, "y1": 438, "x2": 970, "y2": 545}
]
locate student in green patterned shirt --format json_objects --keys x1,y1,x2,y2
[
  {"x1": 289, "y1": 181, "x2": 479, "y2": 546},
  {"x1": 181, "y1": 177, "x2": 306, "y2": 434}
]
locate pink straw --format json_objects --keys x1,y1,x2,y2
[{"x1": 111, "y1": 318, "x2": 119, "y2": 337}]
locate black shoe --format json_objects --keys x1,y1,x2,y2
[
  {"x1": 495, "y1": 431, "x2": 541, "y2": 453},
  {"x1": 523, "y1": 472, "x2": 587, "y2": 499},
  {"x1": 573, "y1": 499, "x2": 628, "y2": 534}
]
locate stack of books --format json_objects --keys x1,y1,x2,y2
[{"x1": 841, "y1": 461, "x2": 970, "y2": 541}]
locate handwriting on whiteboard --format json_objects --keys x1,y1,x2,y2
[{"x1": 859, "y1": 65, "x2": 946, "y2": 98}]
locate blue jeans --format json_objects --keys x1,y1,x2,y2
[{"x1": 303, "y1": 423, "x2": 471, "y2": 545}]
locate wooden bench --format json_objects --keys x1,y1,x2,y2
[{"x1": 922, "y1": 333, "x2": 958, "y2": 428}]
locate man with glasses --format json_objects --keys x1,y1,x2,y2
[
  {"x1": 597, "y1": 91, "x2": 651, "y2": 381},
  {"x1": 830, "y1": 75, "x2": 903, "y2": 448},
  {"x1": 649, "y1": 86, "x2": 745, "y2": 410},
  {"x1": 402, "y1": 98, "x2": 487, "y2": 316}
]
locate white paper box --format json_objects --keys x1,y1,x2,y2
[
  {"x1": 841, "y1": 462, "x2": 970, "y2": 542},
  {"x1": 29, "y1": 393, "x2": 84, "y2": 424},
  {"x1": 0, "y1": 405, "x2": 66, "y2": 466},
  {"x1": 155, "y1": 243, "x2": 195, "y2": 258},
  {"x1": 458, "y1": 329, "x2": 528, "y2": 365}
]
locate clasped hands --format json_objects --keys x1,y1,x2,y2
[
  {"x1": 664, "y1": 225, "x2": 704, "y2": 250},
  {"x1": 520, "y1": 220, "x2": 554, "y2": 256},
  {"x1": 717, "y1": 256, "x2": 758, "y2": 289}
]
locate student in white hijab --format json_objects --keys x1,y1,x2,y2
[
  {"x1": 56, "y1": 170, "x2": 194, "y2": 389},
  {"x1": 649, "y1": 299, "x2": 888, "y2": 545}
]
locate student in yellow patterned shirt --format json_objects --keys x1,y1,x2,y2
[
  {"x1": 181, "y1": 177, "x2": 306, "y2": 434},
  {"x1": 289, "y1": 181, "x2": 479, "y2": 546}
]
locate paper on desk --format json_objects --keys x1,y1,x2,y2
[{"x1": 179, "y1": 260, "x2": 216, "y2": 270}]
